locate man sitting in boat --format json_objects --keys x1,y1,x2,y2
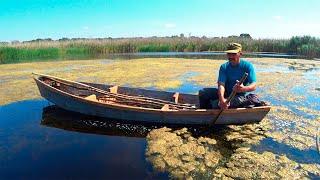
[{"x1": 199, "y1": 42, "x2": 262, "y2": 109}]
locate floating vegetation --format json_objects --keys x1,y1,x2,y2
[
  {"x1": 218, "y1": 150, "x2": 315, "y2": 179},
  {"x1": 0, "y1": 58, "x2": 221, "y2": 105},
  {"x1": 146, "y1": 120, "x2": 320, "y2": 179},
  {"x1": 145, "y1": 127, "x2": 230, "y2": 179},
  {"x1": 286, "y1": 61, "x2": 318, "y2": 71}
]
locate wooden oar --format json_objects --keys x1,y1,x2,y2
[
  {"x1": 209, "y1": 72, "x2": 248, "y2": 126},
  {"x1": 98, "y1": 95, "x2": 183, "y2": 110},
  {"x1": 32, "y1": 73, "x2": 196, "y2": 110}
]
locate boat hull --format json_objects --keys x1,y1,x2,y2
[{"x1": 35, "y1": 77, "x2": 271, "y2": 125}]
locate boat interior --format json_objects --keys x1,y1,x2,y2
[{"x1": 39, "y1": 76, "x2": 200, "y2": 110}]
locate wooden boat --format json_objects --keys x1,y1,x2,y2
[{"x1": 33, "y1": 73, "x2": 271, "y2": 125}]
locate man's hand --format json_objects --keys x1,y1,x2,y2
[
  {"x1": 218, "y1": 98, "x2": 230, "y2": 110},
  {"x1": 233, "y1": 80, "x2": 246, "y2": 93}
]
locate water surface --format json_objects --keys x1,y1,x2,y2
[
  {"x1": 0, "y1": 100, "x2": 168, "y2": 179},
  {"x1": 1, "y1": 57, "x2": 319, "y2": 179}
]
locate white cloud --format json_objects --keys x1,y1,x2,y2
[
  {"x1": 82, "y1": 26, "x2": 89, "y2": 30},
  {"x1": 164, "y1": 23, "x2": 176, "y2": 28}
]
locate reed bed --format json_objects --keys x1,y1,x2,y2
[{"x1": 1, "y1": 36, "x2": 319, "y2": 64}]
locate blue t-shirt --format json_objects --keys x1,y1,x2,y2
[{"x1": 218, "y1": 59, "x2": 256, "y2": 96}]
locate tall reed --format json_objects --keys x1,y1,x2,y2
[{"x1": 1, "y1": 36, "x2": 319, "y2": 64}]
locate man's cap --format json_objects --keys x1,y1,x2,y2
[{"x1": 225, "y1": 43, "x2": 242, "y2": 53}]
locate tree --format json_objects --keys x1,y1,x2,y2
[
  {"x1": 59, "y1": 37, "x2": 70, "y2": 41},
  {"x1": 288, "y1": 36, "x2": 316, "y2": 53},
  {"x1": 240, "y1": 33, "x2": 252, "y2": 39},
  {"x1": 228, "y1": 35, "x2": 238, "y2": 38}
]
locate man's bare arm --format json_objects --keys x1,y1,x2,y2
[
  {"x1": 218, "y1": 83, "x2": 226, "y2": 102},
  {"x1": 242, "y1": 82, "x2": 256, "y2": 92},
  {"x1": 218, "y1": 82, "x2": 229, "y2": 109},
  {"x1": 233, "y1": 82, "x2": 256, "y2": 93}
]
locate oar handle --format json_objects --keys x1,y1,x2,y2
[
  {"x1": 209, "y1": 72, "x2": 248, "y2": 127},
  {"x1": 226, "y1": 72, "x2": 248, "y2": 104}
]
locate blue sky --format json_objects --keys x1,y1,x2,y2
[{"x1": 0, "y1": 0, "x2": 319, "y2": 41}]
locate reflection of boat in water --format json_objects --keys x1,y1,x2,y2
[
  {"x1": 41, "y1": 105, "x2": 212, "y2": 137},
  {"x1": 34, "y1": 73, "x2": 271, "y2": 125},
  {"x1": 41, "y1": 105, "x2": 152, "y2": 138}
]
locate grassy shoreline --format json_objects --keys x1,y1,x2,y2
[{"x1": 1, "y1": 36, "x2": 319, "y2": 64}]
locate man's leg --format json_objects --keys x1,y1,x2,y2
[
  {"x1": 229, "y1": 95, "x2": 246, "y2": 108},
  {"x1": 198, "y1": 88, "x2": 219, "y2": 109}
]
